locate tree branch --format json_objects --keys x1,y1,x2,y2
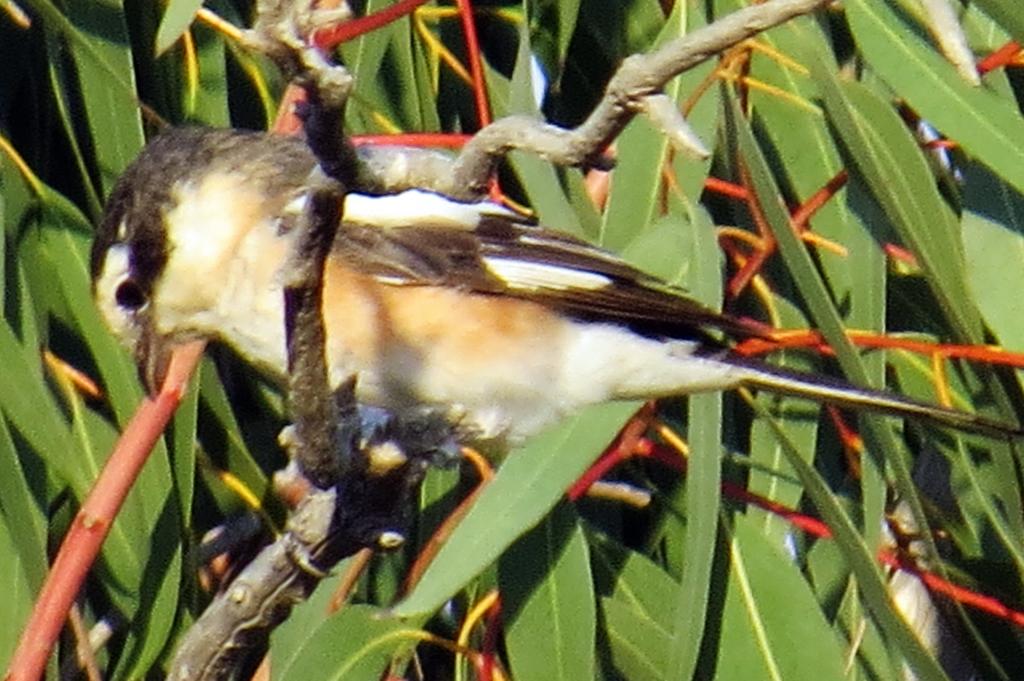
[
  {"x1": 446, "y1": 0, "x2": 835, "y2": 198},
  {"x1": 167, "y1": 39, "x2": 459, "y2": 677}
]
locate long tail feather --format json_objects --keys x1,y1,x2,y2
[{"x1": 734, "y1": 362, "x2": 1021, "y2": 438}]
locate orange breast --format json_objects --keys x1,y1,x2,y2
[{"x1": 320, "y1": 261, "x2": 569, "y2": 408}]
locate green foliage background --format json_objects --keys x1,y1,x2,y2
[{"x1": 2, "y1": 0, "x2": 1024, "y2": 679}]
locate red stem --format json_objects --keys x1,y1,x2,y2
[
  {"x1": 313, "y1": 0, "x2": 430, "y2": 49},
  {"x1": 4, "y1": 342, "x2": 204, "y2": 681}
]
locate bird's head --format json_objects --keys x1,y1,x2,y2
[{"x1": 90, "y1": 127, "x2": 315, "y2": 393}]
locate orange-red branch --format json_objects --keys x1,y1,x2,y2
[
  {"x1": 734, "y1": 329, "x2": 1024, "y2": 369},
  {"x1": 313, "y1": 0, "x2": 430, "y2": 49},
  {"x1": 978, "y1": 40, "x2": 1022, "y2": 75},
  {"x1": 880, "y1": 550, "x2": 1024, "y2": 628},
  {"x1": 704, "y1": 176, "x2": 749, "y2": 200},
  {"x1": 567, "y1": 404, "x2": 656, "y2": 500},
  {"x1": 454, "y1": 0, "x2": 490, "y2": 129},
  {"x1": 5, "y1": 342, "x2": 205, "y2": 681},
  {"x1": 352, "y1": 133, "x2": 473, "y2": 148},
  {"x1": 790, "y1": 169, "x2": 847, "y2": 229}
]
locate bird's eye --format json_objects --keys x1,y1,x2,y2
[{"x1": 114, "y1": 279, "x2": 147, "y2": 310}]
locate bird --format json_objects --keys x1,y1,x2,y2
[{"x1": 90, "y1": 126, "x2": 1019, "y2": 445}]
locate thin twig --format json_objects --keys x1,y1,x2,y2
[
  {"x1": 447, "y1": 0, "x2": 835, "y2": 197},
  {"x1": 281, "y1": 171, "x2": 349, "y2": 488}
]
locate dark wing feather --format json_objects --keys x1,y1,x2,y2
[{"x1": 334, "y1": 210, "x2": 764, "y2": 343}]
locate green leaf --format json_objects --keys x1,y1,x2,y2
[
  {"x1": 601, "y1": 116, "x2": 671, "y2": 250},
  {"x1": 271, "y1": 561, "x2": 424, "y2": 677},
  {"x1": 601, "y1": 2, "x2": 715, "y2": 253},
  {"x1": 592, "y1": 4, "x2": 670, "y2": 250},
  {"x1": 751, "y1": 15, "x2": 887, "y2": 341},
  {"x1": 963, "y1": 0, "x2": 1024, "y2": 46},
  {"x1": 394, "y1": 402, "x2": 637, "y2": 616},
  {"x1": 962, "y1": 162, "x2": 1024, "y2": 348},
  {"x1": 528, "y1": 0, "x2": 581, "y2": 72},
  {"x1": 154, "y1": 0, "x2": 203, "y2": 55},
  {"x1": 501, "y1": 502, "x2": 595, "y2": 681},
  {"x1": 847, "y1": 0, "x2": 1024, "y2": 212},
  {"x1": 193, "y1": 366, "x2": 274, "y2": 515},
  {"x1": 342, "y1": 0, "x2": 412, "y2": 135},
  {"x1": 590, "y1": 532, "x2": 677, "y2": 631},
  {"x1": 169, "y1": 363, "x2": 201, "y2": 526},
  {"x1": 274, "y1": 604, "x2": 421, "y2": 681},
  {"x1": 116, "y1": 540, "x2": 184, "y2": 680},
  {"x1": 666, "y1": 394, "x2": 721, "y2": 681},
  {"x1": 0, "y1": 509, "x2": 36, "y2": 673},
  {"x1": 186, "y1": 22, "x2": 232, "y2": 125},
  {"x1": 0, "y1": 413, "x2": 47, "y2": 592},
  {"x1": 714, "y1": 518, "x2": 847, "y2": 681},
  {"x1": 813, "y1": 60, "x2": 982, "y2": 343},
  {"x1": 508, "y1": 26, "x2": 588, "y2": 239},
  {"x1": 664, "y1": 190, "x2": 724, "y2": 681},
  {"x1": 752, "y1": 404, "x2": 951, "y2": 681},
  {"x1": 0, "y1": 320, "x2": 79, "y2": 487},
  {"x1": 601, "y1": 596, "x2": 670, "y2": 681},
  {"x1": 51, "y1": 0, "x2": 146, "y2": 194}
]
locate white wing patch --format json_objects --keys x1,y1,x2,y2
[
  {"x1": 483, "y1": 257, "x2": 612, "y2": 291},
  {"x1": 343, "y1": 190, "x2": 519, "y2": 230}
]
